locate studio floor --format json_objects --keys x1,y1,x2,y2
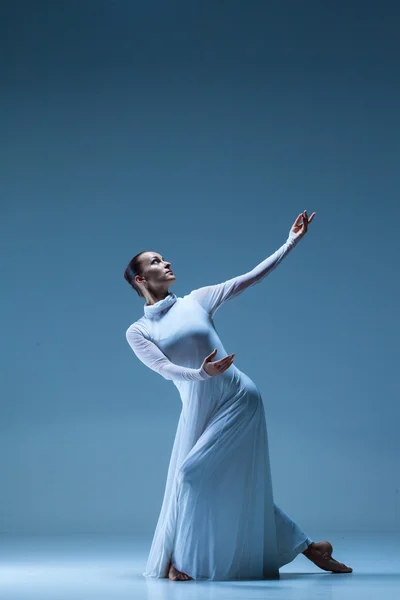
[{"x1": 0, "y1": 532, "x2": 398, "y2": 600}]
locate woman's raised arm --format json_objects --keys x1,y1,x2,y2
[{"x1": 188, "y1": 211, "x2": 315, "y2": 318}]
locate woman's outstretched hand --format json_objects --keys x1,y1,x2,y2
[
  {"x1": 202, "y1": 349, "x2": 235, "y2": 377},
  {"x1": 290, "y1": 209, "x2": 316, "y2": 239}
]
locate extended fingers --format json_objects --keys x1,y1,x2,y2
[
  {"x1": 219, "y1": 354, "x2": 235, "y2": 365},
  {"x1": 217, "y1": 354, "x2": 235, "y2": 370},
  {"x1": 303, "y1": 209, "x2": 317, "y2": 224},
  {"x1": 300, "y1": 209, "x2": 317, "y2": 231},
  {"x1": 294, "y1": 213, "x2": 303, "y2": 227}
]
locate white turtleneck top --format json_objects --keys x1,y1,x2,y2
[{"x1": 126, "y1": 230, "x2": 302, "y2": 382}]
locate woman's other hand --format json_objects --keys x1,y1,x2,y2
[{"x1": 202, "y1": 349, "x2": 235, "y2": 377}]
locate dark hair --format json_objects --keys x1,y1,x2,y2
[{"x1": 124, "y1": 251, "x2": 151, "y2": 298}]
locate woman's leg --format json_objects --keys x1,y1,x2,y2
[
  {"x1": 274, "y1": 504, "x2": 352, "y2": 573},
  {"x1": 274, "y1": 504, "x2": 313, "y2": 568}
]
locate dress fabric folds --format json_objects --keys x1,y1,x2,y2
[{"x1": 126, "y1": 230, "x2": 312, "y2": 580}]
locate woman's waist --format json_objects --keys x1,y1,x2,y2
[{"x1": 185, "y1": 364, "x2": 259, "y2": 396}]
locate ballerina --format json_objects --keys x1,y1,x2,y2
[{"x1": 124, "y1": 210, "x2": 352, "y2": 580}]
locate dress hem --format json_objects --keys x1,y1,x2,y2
[{"x1": 143, "y1": 536, "x2": 314, "y2": 580}]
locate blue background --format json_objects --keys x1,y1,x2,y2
[{"x1": 1, "y1": 0, "x2": 399, "y2": 536}]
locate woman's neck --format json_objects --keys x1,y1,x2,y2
[{"x1": 144, "y1": 291, "x2": 170, "y2": 306}]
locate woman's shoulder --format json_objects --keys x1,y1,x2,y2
[{"x1": 126, "y1": 317, "x2": 149, "y2": 338}]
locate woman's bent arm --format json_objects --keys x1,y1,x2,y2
[{"x1": 126, "y1": 327, "x2": 212, "y2": 382}]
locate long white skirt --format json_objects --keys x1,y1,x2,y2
[{"x1": 143, "y1": 368, "x2": 312, "y2": 580}]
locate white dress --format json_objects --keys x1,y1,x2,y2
[{"x1": 126, "y1": 229, "x2": 313, "y2": 580}]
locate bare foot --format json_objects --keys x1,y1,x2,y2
[
  {"x1": 303, "y1": 541, "x2": 353, "y2": 573},
  {"x1": 168, "y1": 561, "x2": 193, "y2": 581}
]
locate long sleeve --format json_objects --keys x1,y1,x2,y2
[
  {"x1": 126, "y1": 326, "x2": 212, "y2": 382},
  {"x1": 189, "y1": 230, "x2": 302, "y2": 317}
]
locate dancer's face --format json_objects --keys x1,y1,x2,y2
[{"x1": 135, "y1": 252, "x2": 176, "y2": 292}]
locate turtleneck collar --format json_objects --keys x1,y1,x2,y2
[{"x1": 143, "y1": 293, "x2": 177, "y2": 320}]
